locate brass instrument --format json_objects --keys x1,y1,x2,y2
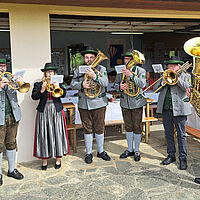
[
  {"x1": 122, "y1": 50, "x2": 145, "y2": 97},
  {"x1": 84, "y1": 49, "x2": 108, "y2": 99},
  {"x1": 45, "y1": 77, "x2": 64, "y2": 98},
  {"x1": 184, "y1": 37, "x2": 200, "y2": 116},
  {"x1": 143, "y1": 61, "x2": 192, "y2": 99},
  {"x1": 0, "y1": 72, "x2": 30, "y2": 93}
]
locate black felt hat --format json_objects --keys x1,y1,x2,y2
[
  {"x1": 81, "y1": 46, "x2": 98, "y2": 56},
  {"x1": 41, "y1": 62, "x2": 57, "y2": 72}
]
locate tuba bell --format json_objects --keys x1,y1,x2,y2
[
  {"x1": 122, "y1": 50, "x2": 145, "y2": 97},
  {"x1": 184, "y1": 37, "x2": 200, "y2": 116},
  {"x1": 84, "y1": 49, "x2": 108, "y2": 99},
  {"x1": 0, "y1": 72, "x2": 30, "y2": 93}
]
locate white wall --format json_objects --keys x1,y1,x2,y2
[{"x1": 9, "y1": 5, "x2": 51, "y2": 162}]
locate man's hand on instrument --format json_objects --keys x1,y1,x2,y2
[
  {"x1": 41, "y1": 82, "x2": 47, "y2": 93},
  {"x1": 121, "y1": 69, "x2": 132, "y2": 77},
  {"x1": 0, "y1": 77, "x2": 9, "y2": 89},
  {"x1": 120, "y1": 82, "x2": 128, "y2": 90},
  {"x1": 86, "y1": 68, "x2": 96, "y2": 80},
  {"x1": 83, "y1": 80, "x2": 90, "y2": 89}
]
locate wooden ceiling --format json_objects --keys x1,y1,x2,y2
[{"x1": 1, "y1": 0, "x2": 200, "y2": 11}]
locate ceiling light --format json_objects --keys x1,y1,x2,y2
[
  {"x1": 0, "y1": 29, "x2": 10, "y2": 32},
  {"x1": 111, "y1": 32, "x2": 143, "y2": 35}
]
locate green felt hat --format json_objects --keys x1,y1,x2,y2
[
  {"x1": 0, "y1": 58, "x2": 6, "y2": 64},
  {"x1": 121, "y1": 49, "x2": 133, "y2": 58},
  {"x1": 0, "y1": 53, "x2": 6, "y2": 64},
  {"x1": 165, "y1": 56, "x2": 184, "y2": 65},
  {"x1": 41, "y1": 63, "x2": 57, "y2": 72},
  {"x1": 81, "y1": 46, "x2": 98, "y2": 56}
]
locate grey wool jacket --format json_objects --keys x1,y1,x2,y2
[
  {"x1": 154, "y1": 72, "x2": 192, "y2": 116},
  {"x1": 114, "y1": 65, "x2": 147, "y2": 109},
  {"x1": 70, "y1": 65, "x2": 108, "y2": 110},
  {"x1": 0, "y1": 86, "x2": 21, "y2": 125}
]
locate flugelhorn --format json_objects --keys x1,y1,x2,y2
[
  {"x1": 184, "y1": 37, "x2": 200, "y2": 116},
  {"x1": 45, "y1": 77, "x2": 64, "y2": 98},
  {"x1": 122, "y1": 50, "x2": 145, "y2": 97},
  {"x1": 0, "y1": 72, "x2": 30, "y2": 93},
  {"x1": 84, "y1": 49, "x2": 108, "y2": 99}
]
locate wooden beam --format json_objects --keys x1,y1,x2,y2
[{"x1": 1, "y1": 0, "x2": 200, "y2": 11}]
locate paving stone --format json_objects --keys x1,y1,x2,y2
[{"x1": 121, "y1": 188, "x2": 148, "y2": 200}]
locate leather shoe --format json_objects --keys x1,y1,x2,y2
[
  {"x1": 0, "y1": 174, "x2": 2, "y2": 186},
  {"x1": 97, "y1": 151, "x2": 111, "y2": 161},
  {"x1": 179, "y1": 160, "x2": 187, "y2": 170},
  {"x1": 85, "y1": 153, "x2": 93, "y2": 164},
  {"x1": 134, "y1": 152, "x2": 141, "y2": 162},
  {"x1": 161, "y1": 156, "x2": 176, "y2": 165},
  {"x1": 41, "y1": 164, "x2": 48, "y2": 170},
  {"x1": 194, "y1": 178, "x2": 200, "y2": 184},
  {"x1": 7, "y1": 169, "x2": 24, "y2": 180},
  {"x1": 120, "y1": 150, "x2": 135, "y2": 159},
  {"x1": 55, "y1": 161, "x2": 61, "y2": 169}
]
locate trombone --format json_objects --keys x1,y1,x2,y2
[
  {"x1": 143, "y1": 61, "x2": 192, "y2": 99},
  {"x1": 0, "y1": 72, "x2": 30, "y2": 93}
]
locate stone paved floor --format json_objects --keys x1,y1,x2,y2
[{"x1": 1, "y1": 121, "x2": 200, "y2": 200}]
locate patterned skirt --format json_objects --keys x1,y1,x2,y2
[{"x1": 33, "y1": 100, "x2": 70, "y2": 159}]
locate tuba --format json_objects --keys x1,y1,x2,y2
[
  {"x1": 122, "y1": 50, "x2": 145, "y2": 97},
  {"x1": 45, "y1": 77, "x2": 64, "y2": 98},
  {"x1": 84, "y1": 49, "x2": 108, "y2": 99},
  {"x1": 184, "y1": 37, "x2": 200, "y2": 116},
  {"x1": 0, "y1": 72, "x2": 30, "y2": 93}
]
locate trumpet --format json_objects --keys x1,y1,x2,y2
[
  {"x1": 143, "y1": 61, "x2": 192, "y2": 98},
  {"x1": 0, "y1": 72, "x2": 30, "y2": 93},
  {"x1": 45, "y1": 77, "x2": 64, "y2": 98}
]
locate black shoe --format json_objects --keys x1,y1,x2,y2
[
  {"x1": 55, "y1": 161, "x2": 61, "y2": 169},
  {"x1": 0, "y1": 174, "x2": 2, "y2": 186},
  {"x1": 97, "y1": 151, "x2": 111, "y2": 161},
  {"x1": 161, "y1": 156, "x2": 176, "y2": 165},
  {"x1": 7, "y1": 169, "x2": 24, "y2": 180},
  {"x1": 120, "y1": 150, "x2": 135, "y2": 159},
  {"x1": 134, "y1": 152, "x2": 141, "y2": 162},
  {"x1": 194, "y1": 178, "x2": 200, "y2": 184},
  {"x1": 179, "y1": 160, "x2": 187, "y2": 170},
  {"x1": 41, "y1": 165, "x2": 48, "y2": 170},
  {"x1": 85, "y1": 153, "x2": 93, "y2": 164}
]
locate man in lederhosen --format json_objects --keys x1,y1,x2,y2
[
  {"x1": 0, "y1": 54, "x2": 24, "y2": 186},
  {"x1": 71, "y1": 47, "x2": 111, "y2": 164},
  {"x1": 154, "y1": 58, "x2": 191, "y2": 170},
  {"x1": 115, "y1": 49, "x2": 147, "y2": 161}
]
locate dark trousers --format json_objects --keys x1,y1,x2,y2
[
  {"x1": 162, "y1": 109, "x2": 187, "y2": 161},
  {"x1": 0, "y1": 117, "x2": 19, "y2": 153},
  {"x1": 79, "y1": 107, "x2": 106, "y2": 134}
]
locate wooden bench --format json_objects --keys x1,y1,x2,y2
[{"x1": 186, "y1": 125, "x2": 200, "y2": 139}]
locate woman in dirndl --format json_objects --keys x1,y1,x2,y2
[{"x1": 32, "y1": 62, "x2": 69, "y2": 170}]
